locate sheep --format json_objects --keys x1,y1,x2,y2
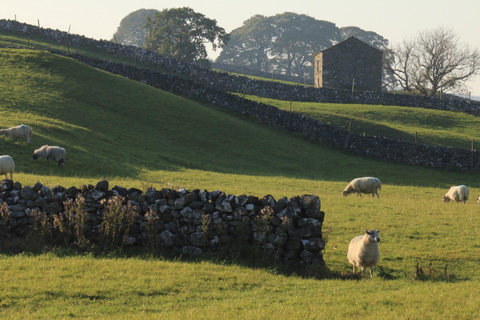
[
  {"x1": 32, "y1": 145, "x2": 66, "y2": 167},
  {"x1": 0, "y1": 125, "x2": 33, "y2": 143},
  {"x1": 342, "y1": 177, "x2": 382, "y2": 198},
  {"x1": 442, "y1": 185, "x2": 469, "y2": 204},
  {"x1": 0, "y1": 155, "x2": 15, "y2": 180},
  {"x1": 477, "y1": 195, "x2": 480, "y2": 205},
  {"x1": 347, "y1": 229, "x2": 381, "y2": 278}
]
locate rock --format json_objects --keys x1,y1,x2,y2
[
  {"x1": 19, "y1": 186, "x2": 36, "y2": 200},
  {"x1": 182, "y1": 246, "x2": 202, "y2": 256},
  {"x1": 95, "y1": 180, "x2": 109, "y2": 191},
  {"x1": 189, "y1": 232, "x2": 206, "y2": 247},
  {"x1": 301, "y1": 238, "x2": 325, "y2": 252},
  {"x1": 300, "y1": 195, "x2": 321, "y2": 210},
  {"x1": 159, "y1": 230, "x2": 174, "y2": 247},
  {"x1": 32, "y1": 182, "x2": 43, "y2": 192}
]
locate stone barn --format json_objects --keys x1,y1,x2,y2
[{"x1": 314, "y1": 36, "x2": 383, "y2": 91}]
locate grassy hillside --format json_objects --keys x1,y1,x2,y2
[
  {"x1": 241, "y1": 94, "x2": 480, "y2": 150},
  {"x1": 2, "y1": 48, "x2": 480, "y2": 318}
]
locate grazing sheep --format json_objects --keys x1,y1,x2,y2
[
  {"x1": 0, "y1": 125, "x2": 33, "y2": 143},
  {"x1": 32, "y1": 145, "x2": 66, "y2": 167},
  {"x1": 342, "y1": 177, "x2": 382, "y2": 198},
  {"x1": 442, "y1": 185, "x2": 469, "y2": 204},
  {"x1": 477, "y1": 195, "x2": 480, "y2": 205},
  {"x1": 347, "y1": 229, "x2": 381, "y2": 278},
  {"x1": 0, "y1": 155, "x2": 15, "y2": 180}
]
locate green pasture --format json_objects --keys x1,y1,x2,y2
[
  {"x1": 241, "y1": 94, "x2": 480, "y2": 150},
  {"x1": 1, "y1": 48, "x2": 480, "y2": 318}
]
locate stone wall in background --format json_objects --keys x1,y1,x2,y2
[{"x1": 0, "y1": 180, "x2": 325, "y2": 264}]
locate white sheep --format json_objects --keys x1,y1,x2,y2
[
  {"x1": 342, "y1": 177, "x2": 382, "y2": 198},
  {"x1": 0, "y1": 125, "x2": 33, "y2": 143},
  {"x1": 442, "y1": 185, "x2": 469, "y2": 204},
  {"x1": 32, "y1": 145, "x2": 66, "y2": 167},
  {"x1": 347, "y1": 229, "x2": 381, "y2": 278},
  {"x1": 477, "y1": 195, "x2": 480, "y2": 205},
  {"x1": 0, "y1": 155, "x2": 15, "y2": 180}
]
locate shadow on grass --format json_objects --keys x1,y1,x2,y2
[{"x1": 0, "y1": 238, "x2": 465, "y2": 283}]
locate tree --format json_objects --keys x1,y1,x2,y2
[
  {"x1": 216, "y1": 13, "x2": 386, "y2": 81},
  {"x1": 214, "y1": 15, "x2": 274, "y2": 72},
  {"x1": 143, "y1": 7, "x2": 229, "y2": 65},
  {"x1": 389, "y1": 27, "x2": 480, "y2": 97},
  {"x1": 112, "y1": 9, "x2": 157, "y2": 47}
]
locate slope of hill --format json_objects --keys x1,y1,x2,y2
[{"x1": 2, "y1": 48, "x2": 480, "y2": 193}]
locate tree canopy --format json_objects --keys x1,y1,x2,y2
[
  {"x1": 215, "y1": 13, "x2": 387, "y2": 80},
  {"x1": 112, "y1": 9, "x2": 157, "y2": 47},
  {"x1": 143, "y1": 7, "x2": 229, "y2": 65},
  {"x1": 389, "y1": 27, "x2": 480, "y2": 97}
]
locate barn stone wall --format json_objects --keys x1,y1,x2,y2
[{"x1": 315, "y1": 37, "x2": 383, "y2": 91}]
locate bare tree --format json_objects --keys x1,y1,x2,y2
[{"x1": 389, "y1": 27, "x2": 480, "y2": 97}]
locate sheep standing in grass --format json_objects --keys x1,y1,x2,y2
[
  {"x1": 342, "y1": 177, "x2": 382, "y2": 198},
  {"x1": 0, "y1": 155, "x2": 15, "y2": 180},
  {"x1": 347, "y1": 229, "x2": 381, "y2": 278},
  {"x1": 0, "y1": 124, "x2": 33, "y2": 143},
  {"x1": 32, "y1": 145, "x2": 66, "y2": 167},
  {"x1": 442, "y1": 185, "x2": 469, "y2": 204}
]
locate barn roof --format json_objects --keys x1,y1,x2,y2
[{"x1": 314, "y1": 36, "x2": 383, "y2": 57}]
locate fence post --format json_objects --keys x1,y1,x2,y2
[
  {"x1": 289, "y1": 100, "x2": 292, "y2": 112},
  {"x1": 344, "y1": 119, "x2": 352, "y2": 150},
  {"x1": 471, "y1": 139, "x2": 474, "y2": 172},
  {"x1": 415, "y1": 131, "x2": 418, "y2": 144}
]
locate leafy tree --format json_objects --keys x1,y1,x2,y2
[
  {"x1": 216, "y1": 13, "x2": 386, "y2": 80},
  {"x1": 215, "y1": 15, "x2": 274, "y2": 72},
  {"x1": 270, "y1": 13, "x2": 341, "y2": 78},
  {"x1": 143, "y1": 7, "x2": 229, "y2": 65},
  {"x1": 340, "y1": 26, "x2": 388, "y2": 49},
  {"x1": 389, "y1": 27, "x2": 480, "y2": 97},
  {"x1": 112, "y1": 9, "x2": 157, "y2": 47}
]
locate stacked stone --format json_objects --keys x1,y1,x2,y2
[{"x1": 0, "y1": 180, "x2": 325, "y2": 264}]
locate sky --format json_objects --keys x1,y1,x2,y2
[{"x1": 3, "y1": 0, "x2": 480, "y2": 96}]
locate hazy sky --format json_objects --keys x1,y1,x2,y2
[{"x1": 3, "y1": 0, "x2": 480, "y2": 95}]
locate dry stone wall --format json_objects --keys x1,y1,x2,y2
[{"x1": 0, "y1": 180, "x2": 325, "y2": 264}]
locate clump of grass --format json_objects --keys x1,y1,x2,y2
[
  {"x1": 52, "y1": 196, "x2": 89, "y2": 250},
  {"x1": 97, "y1": 196, "x2": 137, "y2": 253},
  {"x1": 145, "y1": 209, "x2": 160, "y2": 252},
  {"x1": 0, "y1": 202, "x2": 10, "y2": 231},
  {"x1": 412, "y1": 259, "x2": 456, "y2": 282}
]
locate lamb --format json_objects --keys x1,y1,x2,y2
[
  {"x1": 32, "y1": 145, "x2": 66, "y2": 167},
  {"x1": 342, "y1": 177, "x2": 382, "y2": 198},
  {"x1": 0, "y1": 125, "x2": 33, "y2": 143},
  {"x1": 442, "y1": 185, "x2": 469, "y2": 204},
  {"x1": 347, "y1": 229, "x2": 381, "y2": 278},
  {"x1": 0, "y1": 155, "x2": 15, "y2": 180}
]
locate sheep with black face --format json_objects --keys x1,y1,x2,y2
[
  {"x1": 33, "y1": 145, "x2": 66, "y2": 167},
  {"x1": 347, "y1": 229, "x2": 381, "y2": 278}
]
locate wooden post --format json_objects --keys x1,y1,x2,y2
[
  {"x1": 113, "y1": 35, "x2": 118, "y2": 44},
  {"x1": 242, "y1": 83, "x2": 247, "y2": 99},
  {"x1": 272, "y1": 71, "x2": 274, "y2": 81},
  {"x1": 37, "y1": 19, "x2": 40, "y2": 28},
  {"x1": 415, "y1": 131, "x2": 418, "y2": 144},
  {"x1": 27, "y1": 37, "x2": 30, "y2": 49},
  {"x1": 471, "y1": 139, "x2": 474, "y2": 172},
  {"x1": 344, "y1": 119, "x2": 352, "y2": 150},
  {"x1": 351, "y1": 78, "x2": 355, "y2": 99},
  {"x1": 289, "y1": 100, "x2": 292, "y2": 112}
]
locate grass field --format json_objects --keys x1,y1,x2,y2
[
  {"x1": 1, "y1": 46, "x2": 480, "y2": 318},
  {"x1": 240, "y1": 94, "x2": 480, "y2": 150}
]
